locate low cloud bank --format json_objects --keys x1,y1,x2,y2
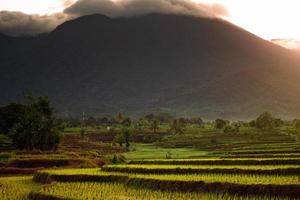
[
  {"x1": 0, "y1": 0, "x2": 228, "y2": 36},
  {"x1": 64, "y1": 0, "x2": 228, "y2": 18},
  {"x1": 0, "y1": 11, "x2": 68, "y2": 36}
]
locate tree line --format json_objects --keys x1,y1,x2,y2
[{"x1": 1, "y1": 95, "x2": 300, "y2": 150}]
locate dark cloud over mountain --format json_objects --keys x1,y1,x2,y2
[
  {"x1": 0, "y1": 0, "x2": 228, "y2": 36},
  {"x1": 0, "y1": 11, "x2": 68, "y2": 36},
  {"x1": 64, "y1": 0, "x2": 228, "y2": 18}
]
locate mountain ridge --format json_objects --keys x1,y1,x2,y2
[{"x1": 1, "y1": 13, "x2": 300, "y2": 120}]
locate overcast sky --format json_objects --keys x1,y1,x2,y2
[{"x1": 0, "y1": 0, "x2": 300, "y2": 40}]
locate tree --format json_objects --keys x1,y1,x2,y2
[
  {"x1": 249, "y1": 120, "x2": 256, "y2": 127},
  {"x1": 156, "y1": 113, "x2": 174, "y2": 123},
  {"x1": 100, "y1": 117, "x2": 110, "y2": 125},
  {"x1": 150, "y1": 119, "x2": 159, "y2": 133},
  {"x1": 178, "y1": 117, "x2": 203, "y2": 125},
  {"x1": 115, "y1": 112, "x2": 125, "y2": 124},
  {"x1": 189, "y1": 117, "x2": 203, "y2": 125},
  {"x1": 0, "y1": 95, "x2": 61, "y2": 150},
  {"x1": 113, "y1": 133, "x2": 125, "y2": 147},
  {"x1": 144, "y1": 114, "x2": 155, "y2": 121},
  {"x1": 111, "y1": 155, "x2": 118, "y2": 164},
  {"x1": 293, "y1": 119, "x2": 300, "y2": 133},
  {"x1": 273, "y1": 118, "x2": 284, "y2": 127},
  {"x1": 223, "y1": 124, "x2": 240, "y2": 134},
  {"x1": 255, "y1": 112, "x2": 276, "y2": 130},
  {"x1": 0, "y1": 103, "x2": 27, "y2": 135},
  {"x1": 86, "y1": 116, "x2": 97, "y2": 127},
  {"x1": 169, "y1": 119, "x2": 185, "y2": 134},
  {"x1": 215, "y1": 119, "x2": 227, "y2": 129},
  {"x1": 121, "y1": 118, "x2": 132, "y2": 127},
  {"x1": 80, "y1": 127, "x2": 85, "y2": 139},
  {"x1": 122, "y1": 128, "x2": 131, "y2": 148}
]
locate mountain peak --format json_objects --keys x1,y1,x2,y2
[
  {"x1": 52, "y1": 14, "x2": 111, "y2": 34},
  {"x1": 1, "y1": 14, "x2": 300, "y2": 119}
]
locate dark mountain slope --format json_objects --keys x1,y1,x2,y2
[{"x1": 1, "y1": 14, "x2": 300, "y2": 119}]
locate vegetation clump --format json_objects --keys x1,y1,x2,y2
[{"x1": 0, "y1": 95, "x2": 61, "y2": 150}]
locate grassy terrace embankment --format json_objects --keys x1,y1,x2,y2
[
  {"x1": 128, "y1": 158, "x2": 300, "y2": 165},
  {"x1": 28, "y1": 182, "x2": 296, "y2": 200},
  {"x1": 31, "y1": 169, "x2": 300, "y2": 199},
  {"x1": 102, "y1": 164, "x2": 300, "y2": 175}
]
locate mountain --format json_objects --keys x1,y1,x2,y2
[{"x1": 1, "y1": 14, "x2": 300, "y2": 120}]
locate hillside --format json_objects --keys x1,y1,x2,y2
[{"x1": 0, "y1": 14, "x2": 300, "y2": 119}]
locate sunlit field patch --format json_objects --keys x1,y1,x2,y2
[
  {"x1": 29, "y1": 182, "x2": 296, "y2": 200},
  {"x1": 34, "y1": 168, "x2": 300, "y2": 185},
  {"x1": 128, "y1": 158, "x2": 300, "y2": 165},
  {"x1": 0, "y1": 176, "x2": 38, "y2": 200}
]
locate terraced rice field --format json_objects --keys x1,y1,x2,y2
[
  {"x1": 33, "y1": 168, "x2": 300, "y2": 185},
  {"x1": 31, "y1": 162, "x2": 300, "y2": 199},
  {"x1": 0, "y1": 176, "x2": 38, "y2": 200},
  {"x1": 104, "y1": 164, "x2": 300, "y2": 170},
  {"x1": 128, "y1": 158, "x2": 300, "y2": 165},
  {"x1": 102, "y1": 164, "x2": 300, "y2": 175},
  {"x1": 28, "y1": 182, "x2": 294, "y2": 200},
  {"x1": 1, "y1": 143, "x2": 300, "y2": 200}
]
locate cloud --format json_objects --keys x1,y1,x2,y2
[
  {"x1": 0, "y1": 0, "x2": 229, "y2": 36},
  {"x1": 0, "y1": 11, "x2": 69, "y2": 36},
  {"x1": 64, "y1": 0, "x2": 229, "y2": 18},
  {"x1": 271, "y1": 39, "x2": 300, "y2": 50}
]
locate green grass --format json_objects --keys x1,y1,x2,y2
[
  {"x1": 124, "y1": 143, "x2": 210, "y2": 160},
  {"x1": 157, "y1": 126, "x2": 297, "y2": 150},
  {"x1": 63, "y1": 126, "x2": 98, "y2": 133}
]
